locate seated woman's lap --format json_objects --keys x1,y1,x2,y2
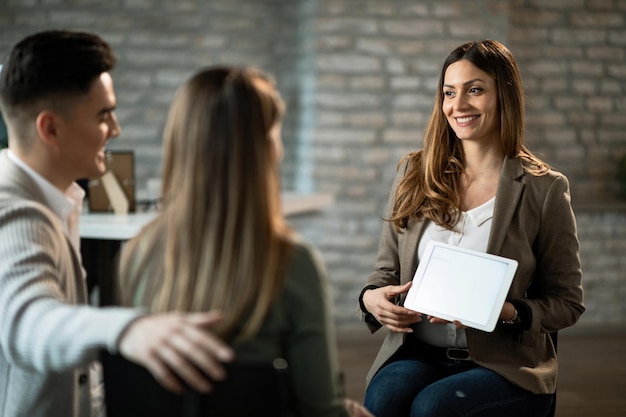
[
  {"x1": 364, "y1": 355, "x2": 552, "y2": 417},
  {"x1": 410, "y1": 365, "x2": 553, "y2": 417},
  {"x1": 364, "y1": 358, "x2": 439, "y2": 417}
]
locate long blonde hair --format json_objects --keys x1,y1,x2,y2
[
  {"x1": 392, "y1": 40, "x2": 550, "y2": 231},
  {"x1": 119, "y1": 67, "x2": 293, "y2": 342}
]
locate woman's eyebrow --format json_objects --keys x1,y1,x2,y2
[{"x1": 443, "y1": 78, "x2": 486, "y2": 88}]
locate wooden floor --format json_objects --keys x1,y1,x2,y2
[{"x1": 336, "y1": 325, "x2": 626, "y2": 417}]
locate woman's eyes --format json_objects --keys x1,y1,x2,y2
[{"x1": 443, "y1": 87, "x2": 483, "y2": 96}]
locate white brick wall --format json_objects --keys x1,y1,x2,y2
[{"x1": 1, "y1": 0, "x2": 624, "y2": 329}]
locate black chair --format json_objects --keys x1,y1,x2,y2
[
  {"x1": 101, "y1": 352, "x2": 291, "y2": 417},
  {"x1": 527, "y1": 279, "x2": 559, "y2": 417},
  {"x1": 547, "y1": 331, "x2": 558, "y2": 417}
]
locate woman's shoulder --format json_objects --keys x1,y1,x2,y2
[
  {"x1": 388, "y1": 150, "x2": 423, "y2": 186},
  {"x1": 513, "y1": 157, "x2": 572, "y2": 200},
  {"x1": 280, "y1": 235, "x2": 331, "y2": 297},
  {"x1": 518, "y1": 157, "x2": 569, "y2": 184},
  {"x1": 398, "y1": 150, "x2": 422, "y2": 170},
  {"x1": 285, "y1": 235, "x2": 327, "y2": 276},
  {"x1": 277, "y1": 236, "x2": 332, "y2": 324}
]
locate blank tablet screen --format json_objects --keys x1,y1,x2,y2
[{"x1": 404, "y1": 241, "x2": 517, "y2": 332}]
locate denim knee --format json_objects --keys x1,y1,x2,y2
[
  {"x1": 409, "y1": 367, "x2": 554, "y2": 417},
  {"x1": 364, "y1": 359, "x2": 440, "y2": 417}
]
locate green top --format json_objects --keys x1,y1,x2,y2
[{"x1": 119, "y1": 233, "x2": 348, "y2": 417}]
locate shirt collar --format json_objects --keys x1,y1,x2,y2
[
  {"x1": 465, "y1": 196, "x2": 495, "y2": 228},
  {"x1": 7, "y1": 149, "x2": 85, "y2": 227}
]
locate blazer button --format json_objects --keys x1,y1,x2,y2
[{"x1": 78, "y1": 374, "x2": 88, "y2": 385}]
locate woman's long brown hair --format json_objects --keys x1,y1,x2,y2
[
  {"x1": 118, "y1": 67, "x2": 293, "y2": 342},
  {"x1": 391, "y1": 40, "x2": 549, "y2": 232}
]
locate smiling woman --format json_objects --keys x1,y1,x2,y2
[
  {"x1": 442, "y1": 60, "x2": 499, "y2": 146},
  {"x1": 359, "y1": 39, "x2": 584, "y2": 417}
]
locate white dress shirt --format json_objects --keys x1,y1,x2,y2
[{"x1": 414, "y1": 197, "x2": 495, "y2": 348}]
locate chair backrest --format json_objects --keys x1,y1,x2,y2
[
  {"x1": 101, "y1": 352, "x2": 291, "y2": 417},
  {"x1": 546, "y1": 331, "x2": 558, "y2": 417},
  {"x1": 526, "y1": 283, "x2": 558, "y2": 417}
]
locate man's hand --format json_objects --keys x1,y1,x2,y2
[
  {"x1": 117, "y1": 311, "x2": 234, "y2": 393},
  {"x1": 362, "y1": 282, "x2": 422, "y2": 333}
]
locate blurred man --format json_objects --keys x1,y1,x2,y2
[{"x1": 0, "y1": 30, "x2": 233, "y2": 417}]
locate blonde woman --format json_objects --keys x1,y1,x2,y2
[{"x1": 116, "y1": 67, "x2": 373, "y2": 417}]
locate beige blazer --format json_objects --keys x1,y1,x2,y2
[
  {"x1": 0, "y1": 150, "x2": 139, "y2": 417},
  {"x1": 363, "y1": 155, "x2": 585, "y2": 394}
]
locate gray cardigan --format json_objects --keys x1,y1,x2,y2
[
  {"x1": 0, "y1": 150, "x2": 140, "y2": 417},
  {"x1": 363, "y1": 154, "x2": 585, "y2": 394}
]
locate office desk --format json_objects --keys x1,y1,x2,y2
[
  {"x1": 80, "y1": 192, "x2": 333, "y2": 240},
  {"x1": 80, "y1": 212, "x2": 157, "y2": 241},
  {"x1": 80, "y1": 192, "x2": 333, "y2": 304}
]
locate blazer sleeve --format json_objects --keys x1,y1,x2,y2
[
  {"x1": 0, "y1": 202, "x2": 141, "y2": 372},
  {"x1": 524, "y1": 174, "x2": 585, "y2": 334},
  {"x1": 358, "y1": 159, "x2": 411, "y2": 331}
]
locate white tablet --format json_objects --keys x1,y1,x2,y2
[{"x1": 404, "y1": 241, "x2": 518, "y2": 332}]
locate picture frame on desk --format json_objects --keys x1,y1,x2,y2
[{"x1": 87, "y1": 150, "x2": 136, "y2": 213}]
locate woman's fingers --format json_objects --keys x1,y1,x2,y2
[
  {"x1": 363, "y1": 285, "x2": 422, "y2": 331},
  {"x1": 388, "y1": 280, "x2": 412, "y2": 296}
]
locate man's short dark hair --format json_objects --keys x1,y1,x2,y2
[{"x1": 0, "y1": 30, "x2": 116, "y2": 117}]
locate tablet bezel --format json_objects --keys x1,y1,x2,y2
[{"x1": 404, "y1": 240, "x2": 518, "y2": 332}]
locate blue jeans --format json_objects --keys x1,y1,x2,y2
[{"x1": 364, "y1": 345, "x2": 553, "y2": 417}]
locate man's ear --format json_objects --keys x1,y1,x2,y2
[{"x1": 35, "y1": 111, "x2": 61, "y2": 149}]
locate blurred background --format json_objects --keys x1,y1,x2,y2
[{"x1": 1, "y1": 0, "x2": 624, "y2": 332}]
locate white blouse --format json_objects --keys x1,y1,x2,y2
[{"x1": 413, "y1": 196, "x2": 495, "y2": 348}]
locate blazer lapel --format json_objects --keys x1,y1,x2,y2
[
  {"x1": 488, "y1": 157, "x2": 525, "y2": 255},
  {"x1": 1, "y1": 150, "x2": 88, "y2": 301},
  {"x1": 399, "y1": 218, "x2": 427, "y2": 283}
]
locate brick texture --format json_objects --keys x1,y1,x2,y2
[{"x1": 0, "y1": 0, "x2": 624, "y2": 329}]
